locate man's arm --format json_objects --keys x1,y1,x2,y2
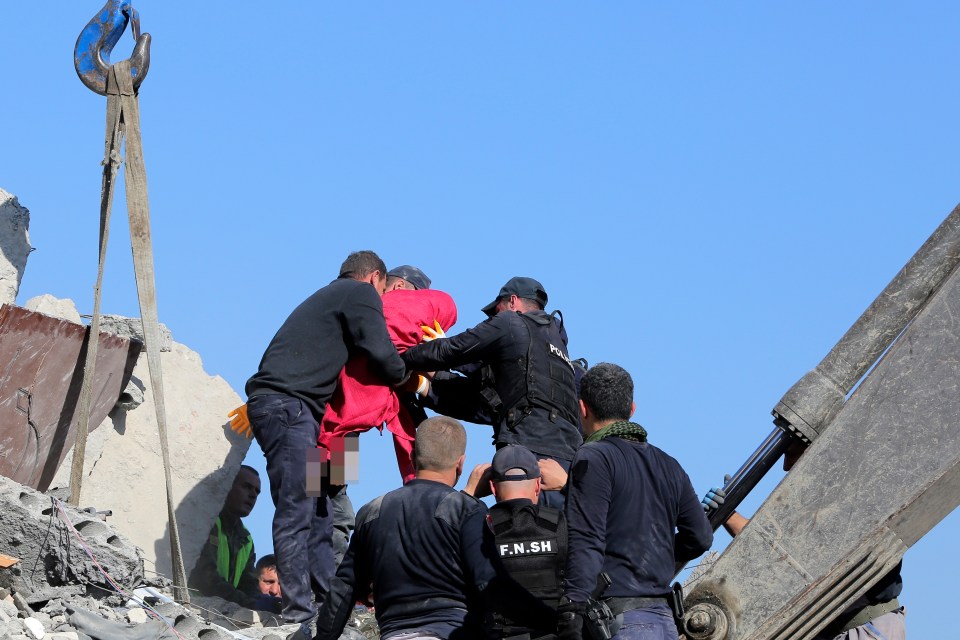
[
  {"x1": 421, "y1": 373, "x2": 495, "y2": 425},
  {"x1": 402, "y1": 316, "x2": 505, "y2": 372},
  {"x1": 315, "y1": 517, "x2": 371, "y2": 640},
  {"x1": 674, "y1": 470, "x2": 714, "y2": 562},
  {"x1": 345, "y1": 285, "x2": 407, "y2": 384},
  {"x1": 562, "y1": 448, "x2": 613, "y2": 602}
]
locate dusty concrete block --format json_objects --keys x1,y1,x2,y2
[
  {"x1": 54, "y1": 337, "x2": 249, "y2": 580},
  {"x1": 97, "y1": 315, "x2": 173, "y2": 352},
  {"x1": 126, "y1": 607, "x2": 148, "y2": 624},
  {"x1": 22, "y1": 296, "x2": 81, "y2": 325},
  {"x1": 0, "y1": 476, "x2": 143, "y2": 604},
  {"x1": 21, "y1": 618, "x2": 43, "y2": 640},
  {"x1": 0, "y1": 189, "x2": 31, "y2": 306}
]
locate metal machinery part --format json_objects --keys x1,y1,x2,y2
[{"x1": 683, "y1": 204, "x2": 960, "y2": 639}]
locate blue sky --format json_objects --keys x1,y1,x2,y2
[{"x1": 3, "y1": 2, "x2": 958, "y2": 636}]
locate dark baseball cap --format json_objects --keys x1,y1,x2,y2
[
  {"x1": 481, "y1": 277, "x2": 548, "y2": 316},
  {"x1": 491, "y1": 445, "x2": 541, "y2": 482},
  {"x1": 387, "y1": 265, "x2": 431, "y2": 290}
]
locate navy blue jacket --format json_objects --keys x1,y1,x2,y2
[
  {"x1": 246, "y1": 278, "x2": 406, "y2": 421},
  {"x1": 563, "y1": 437, "x2": 712, "y2": 602}
]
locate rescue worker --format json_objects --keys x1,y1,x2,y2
[
  {"x1": 464, "y1": 444, "x2": 567, "y2": 640},
  {"x1": 245, "y1": 250, "x2": 407, "y2": 638},
  {"x1": 314, "y1": 416, "x2": 556, "y2": 640},
  {"x1": 402, "y1": 276, "x2": 580, "y2": 508},
  {"x1": 559, "y1": 363, "x2": 712, "y2": 640},
  {"x1": 703, "y1": 443, "x2": 906, "y2": 640},
  {"x1": 188, "y1": 465, "x2": 261, "y2": 608}
]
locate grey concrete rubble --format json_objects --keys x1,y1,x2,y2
[
  {"x1": 97, "y1": 314, "x2": 174, "y2": 353},
  {"x1": 0, "y1": 188, "x2": 31, "y2": 306},
  {"x1": 0, "y1": 473, "x2": 382, "y2": 640}
]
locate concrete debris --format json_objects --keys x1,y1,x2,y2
[
  {"x1": 51, "y1": 325, "x2": 250, "y2": 583},
  {"x1": 0, "y1": 473, "x2": 376, "y2": 640},
  {"x1": 97, "y1": 314, "x2": 173, "y2": 353},
  {"x1": 0, "y1": 475, "x2": 143, "y2": 605},
  {"x1": 22, "y1": 295, "x2": 81, "y2": 324},
  {"x1": 0, "y1": 188, "x2": 31, "y2": 307}
]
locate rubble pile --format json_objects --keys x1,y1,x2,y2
[{"x1": 0, "y1": 474, "x2": 313, "y2": 639}]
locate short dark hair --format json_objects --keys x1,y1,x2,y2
[
  {"x1": 256, "y1": 554, "x2": 277, "y2": 571},
  {"x1": 339, "y1": 251, "x2": 387, "y2": 281},
  {"x1": 414, "y1": 416, "x2": 467, "y2": 471},
  {"x1": 239, "y1": 464, "x2": 259, "y2": 477},
  {"x1": 580, "y1": 362, "x2": 633, "y2": 421}
]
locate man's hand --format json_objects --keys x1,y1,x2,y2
[
  {"x1": 557, "y1": 600, "x2": 586, "y2": 640},
  {"x1": 463, "y1": 463, "x2": 492, "y2": 498},
  {"x1": 420, "y1": 320, "x2": 446, "y2": 342},
  {"x1": 538, "y1": 458, "x2": 569, "y2": 491},
  {"x1": 228, "y1": 404, "x2": 252, "y2": 439},
  {"x1": 701, "y1": 475, "x2": 731, "y2": 512}
]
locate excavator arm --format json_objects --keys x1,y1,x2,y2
[{"x1": 682, "y1": 205, "x2": 960, "y2": 640}]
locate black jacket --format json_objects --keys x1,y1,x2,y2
[
  {"x1": 563, "y1": 436, "x2": 712, "y2": 602},
  {"x1": 402, "y1": 310, "x2": 581, "y2": 460},
  {"x1": 246, "y1": 278, "x2": 406, "y2": 421}
]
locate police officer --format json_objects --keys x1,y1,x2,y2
[
  {"x1": 558, "y1": 363, "x2": 713, "y2": 640},
  {"x1": 464, "y1": 445, "x2": 567, "y2": 640},
  {"x1": 314, "y1": 417, "x2": 555, "y2": 640},
  {"x1": 402, "y1": 277, "x2": 581, "y2": 508}
]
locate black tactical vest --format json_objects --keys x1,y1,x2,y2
[
  {"x1": 497, "y1": 312, "x2": 579, "y2": 428},
  {"x1": 488, "y1": 502, "x2": 567, "y2": 637}
]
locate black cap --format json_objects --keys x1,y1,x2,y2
[
  {"x1": 481, "y1": 277, "x2": 548, "y2": 316},
  {"x1": 387, "y1": 265, "x2": 431, "y2": 290},
  {"x1": 490, "y1": 445, "x2": 541, "y2": 482}
]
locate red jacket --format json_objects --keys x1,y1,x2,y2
[{"x1": 319, "y1": 289, "x2": 458, "y2": 481}]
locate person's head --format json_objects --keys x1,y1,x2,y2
[
  {"x1": 414, "y1": 416, "x2": 467, "y2": 483},
  {"x1": 223, "y1": 465, "x2": 261, "y2": 518},
  {"x1": 339, "y1": 250, "x2": 388, "y2": 295},
  {"x1": 579, "y1": 363, "x2": 636, "y2": 435},
  {"x1": 255, "y1": 554, "x2": 281, "y2": 597},
  {"x1": 481, "y1": 277, "x2": 548, "y2": 317},
  {"x1": 386, "y1": 265, "x2": 432, "y2": 292},
  {"x1": 489, "y1": 445, "x2": 541, "y2": 502}
]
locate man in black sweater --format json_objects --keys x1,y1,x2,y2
[
  {"x1": 245, "y1": 250, "x2": 407, "y2": 637},
  {"x1": 559, "y1": 363, "x2": 712, "y2": 640}
]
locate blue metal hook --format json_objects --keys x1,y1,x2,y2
[{"x1": 74, "y1": 0, "x2": 151, "y2": 95}]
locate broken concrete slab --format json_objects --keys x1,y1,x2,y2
[
  {"x1": 97, "y1": 315, "x2": 173, "y2": 353},
  {"x1": 52, "y1": 327, "x2": 250, "y2": 581},
  {"x1": 0, "y1": 189, "x2": 31, "y2": 307},
  {"x1": 0, "y1": 475, "x2": 143, "y2": 605},
  {"x1": 22, "y1": 295, "x2": 81, "y2": 325}
]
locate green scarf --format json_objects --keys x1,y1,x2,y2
[{"x1": 584, "y1": 419, "x2": 648, "y2": 444}]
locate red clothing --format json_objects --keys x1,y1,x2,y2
[{"x1": 319, "y1": 289, "x2": 458, "y2": 482}]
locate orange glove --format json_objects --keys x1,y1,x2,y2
[
  {"x1": 401, "y1": 374, "x2": 431, "y2": 395},
  {"x1": 228, "y1": 404, "x2": 252, "y2": 439},
  {"x1": 420, "y1": 320, "x2": 446, "y2": 342}
]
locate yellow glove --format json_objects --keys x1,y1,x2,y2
[
  {"x1": 421, "y1": 320, "x2": 446, "y2": 342},
  {"x1": 228, "y1": 404, "x2": 252, "y2": 439}
]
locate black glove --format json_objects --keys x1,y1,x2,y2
[{"x1": 557, "y1": 599, "x2": 586, "y2": 640}]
